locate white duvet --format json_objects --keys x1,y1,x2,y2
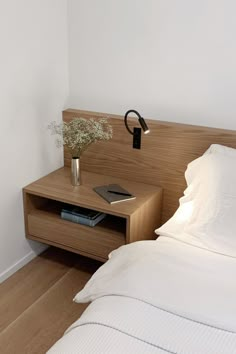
[{"x1": 48, "y1": 237, "x2": 236, "y2": 354}]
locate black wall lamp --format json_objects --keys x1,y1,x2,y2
[{"x1": 124, "y1": 109, "x2": 150, "y2": 149}]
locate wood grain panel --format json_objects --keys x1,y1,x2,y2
[
  {"x1": 63, "y1": 109, "x2": 236, "y2": 222},
  {"x1": 127, "y1": 192, "x2": 163, "y2": 243}
]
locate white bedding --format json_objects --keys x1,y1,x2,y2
[{"x1": 47, "y1": 237, "x2": 236, "y2": 354}]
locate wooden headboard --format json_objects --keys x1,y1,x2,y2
[{"x1": 63, "y1": 109, "x2": 236, "y2": 223}]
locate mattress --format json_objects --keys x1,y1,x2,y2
[{"x1": 47, "y1": 237, "x2": 236, "y2": 353}]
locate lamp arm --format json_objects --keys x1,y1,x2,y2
[{"x1": 124, "y1": 109, "x2": 142, "y2": 135}]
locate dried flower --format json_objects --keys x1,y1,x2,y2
[{"x1": 48, "y1": 117, "x2": 113, "y2": 158}]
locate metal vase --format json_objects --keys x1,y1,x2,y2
[{"x1": 71, "y1": 157, "x2": 80, "y2": 186}]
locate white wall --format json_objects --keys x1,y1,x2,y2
[
  {"x1": 67, "y1": 0, "x2": 236, "y2": 130},
  {"x1": 0, "y1": 0, "x2": 69, "y2": 282}
]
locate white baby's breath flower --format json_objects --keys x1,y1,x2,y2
[{"x1": 48, "y1": 117, "x2": 113, "y2": 157}]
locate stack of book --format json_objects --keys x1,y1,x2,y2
[{"x1": 61, "y1": 205, "x2": 106, "y2": 227}]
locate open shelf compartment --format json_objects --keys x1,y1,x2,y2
[{"x1": 24, "y1": 193, "x2": 126, "y2": 261}]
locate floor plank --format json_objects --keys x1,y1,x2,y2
[
  {"x1": 0, "y1": 247, "x2": 101, "y2": 354},
  {"x1": 0, "y1": 248, "x2": 77, "y2": 333}
]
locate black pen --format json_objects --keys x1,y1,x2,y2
[{"x1": 107, "y1": 190, "x2": 132, "y2": 197}]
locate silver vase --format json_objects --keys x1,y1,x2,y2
[{"x1": 71, "y1": 157, "x2": 80, "y2": 186}]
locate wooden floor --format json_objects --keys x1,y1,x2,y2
[{"x1": 0, "y1": 247, "x2": 101, "y2": 354}]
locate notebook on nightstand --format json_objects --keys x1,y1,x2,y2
[{"x1": 94, "y1": 184, "x2": 136, "y2": 204}]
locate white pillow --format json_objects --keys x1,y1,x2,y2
[{"x1": 156, "y1": 144, "x2": 236, "y2": 257}]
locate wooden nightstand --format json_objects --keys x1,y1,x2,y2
[{"x1": 23, "y1": 167, "x2": 162, "y2": 262}]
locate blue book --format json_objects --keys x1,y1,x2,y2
[
  {"x1": 61, "y1": 210, "x2": 106, "y2": 227},
  {"x1": 61, "y1": 206, "x2": 103, "y2": 220}
]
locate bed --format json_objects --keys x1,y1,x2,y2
[{"x1": 47, "y1": 143, "x2": 236, "y2": 354}]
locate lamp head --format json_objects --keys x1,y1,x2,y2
[{"x1": 138, "y1": 116, "x2": 150, "y2": 134}]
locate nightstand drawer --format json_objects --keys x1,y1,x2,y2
[{"x1": 28, "y1": 210, "x2": 125, "y2": 260}]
